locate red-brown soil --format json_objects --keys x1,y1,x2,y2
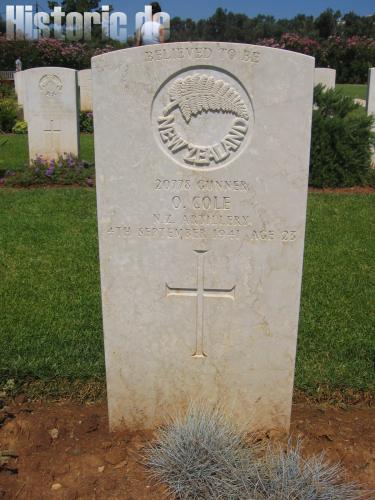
[{"x1": 0, "y1": 399, "x2": 374, "y2": 499}]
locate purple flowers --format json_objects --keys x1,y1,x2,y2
[
  {"x1": 12, "y1": 153, "x2": 97, "y2": 187},
  {"x1": 45, "y1": 166, "x2": 55, "y2": 177}
]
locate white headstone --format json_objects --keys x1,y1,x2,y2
[
  {"x1": 314, "y1": 68, "x2": 336, "y2": 89},
  {"x1": 367, "y1": 68, "x2": 375, "y2": 116},
  {"x1": 92, "y1": 42, "x2": 314, "y2": 432},
  {"x1": 78, "y1": 69, "x2": 93, "y2": 112},
  {"x1": 14, "y1": 71, "x2": 21, "y2": 99},
  {"x1": 367, "y1": 68, "x2": 375, "y2": 165},
  {"x1": 23, "y1": 67, "x2": 79, "y2": 160},
  {"x1": 14, "y1": 71, "x2": 28, "y2": 121}
]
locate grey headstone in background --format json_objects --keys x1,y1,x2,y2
[
  {"x1": 78, "y1": 69, "x2": 93, "y2": 112},
  {"x1": 14, "y1": 71, "x2": 29, "y2": 121},
  {"x1": 367, "y1": 68, "x2": 375, "y2": 117},
  {"x1": 314, "y1": 67, "x2": 336, "y2": 90},
  {"x1": 367, "y1": 68, "x2": 375, "y2": 165},
  {"x1": 92, "y1": 42, "x2": 314, "y2": 432}
]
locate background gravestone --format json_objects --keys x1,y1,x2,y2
[
  {"x1": 92, "y1": 42, "x2": 314, "y2": 431},
  {"x1": 367, "y1": 68, "x2": 375, "y2": 165},
  {"x1": 367, "y1": 68, "x2": 375, "y2": 118},
  {"x1": 314, "y1": 67, "x2": 336, "y2": 89},
  {"x1": 14, "y1": 71, "x2": 23, "y2": 104},
  {"x1": 23, "y1": 67, "x2": 79, "y2": 160},
  {"x1": 14, "y1": 71, "x2": 28, "y2": 121},
  {"x1": 78, "y1": 69, "x2": 93, "y2": 112}
]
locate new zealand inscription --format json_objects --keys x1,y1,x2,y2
[{"x1": 152, "y1": 69, "x2": 254, "y2": 170}]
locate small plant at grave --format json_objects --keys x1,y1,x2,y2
[
  {"x1": 258, "y1": 440, "x2": 366, "y2": 500},
  {"x1": 11, "y1": 120, "x2": 27, "y2": 134},
  {"x1": 1, "y1": 378, "x2": 16, "y2": 397},
  {"x1": 1, "y1": 154, "x2": 95, "y2": 187},
  {"x1": 146, "y1": 404, "x2": 261, "y2": 499},
  {"x1": 80, "y1": 111, "x2": 94, "y2": 133},
  {"x1": 145, "y1": 406, "x2": 368, "y2": 500}
]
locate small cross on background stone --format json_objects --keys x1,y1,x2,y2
[{"x1": 44, "y1": 119, "x2": 61, "y2": 152}]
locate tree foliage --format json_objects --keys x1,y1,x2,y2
[
  {"x1": 47, "y1": 0, "x2": 100, "y2": 16},
  {"x1": 168, "y1": 9, "x2": 375, "y2": 83},
  {"x1": 170, "y1": 8, "x2": 375, "y2": 43}
]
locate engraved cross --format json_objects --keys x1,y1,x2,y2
[
  {"x1": 166, "y1": 250, "x2": 235, "y2": 358},
  {"x1": 44, "y1": 120, "x2": 61, "y2": 150}
]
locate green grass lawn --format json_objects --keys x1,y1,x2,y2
[
  {"x1": 0, "y1": 189, "x2": 103, "y2": 384},
  {"x1": 296, "y1": 194, "x2": 375, "y2": 395},
  {"x1": 336, "y1": 84, "x2": 367, "y2": 100},
  {"x1": 0, "y1": 134, "x2": 95, "y2": 172},
  {"x1": 0, "y1": 189, "x2": 374, "y2": 396}
]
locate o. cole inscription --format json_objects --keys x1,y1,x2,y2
[{"x1": 92, "y1": 42, "x2": 314, "y2": 431}]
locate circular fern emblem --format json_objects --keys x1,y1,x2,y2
[
  {"x1": 39, "y1": 74, "x2": 63, "y2": 97},
  {"x1": 153, "y1": 70, "x2": 253, "y2": 171}
]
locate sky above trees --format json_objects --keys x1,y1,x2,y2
[
  {"x1": 2, "y1": 0, "x2": 374, "y2": 18},
  {"x1": 153, "y1": 0, "x2": 374, "y2": 19},
  {"x1": 1, "y1": 1, "x2": 374, "y2": 37}
]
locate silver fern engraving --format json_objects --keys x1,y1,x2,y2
[
  {"x1": 164, "y1": 74, "x2": 249, "y2": 122},
  {"x1": 39, "y1": 74, "x2": 63, "y2": 97},
  {"x1": 154, "y1": 70, "x2": 253, "y2": 169}
]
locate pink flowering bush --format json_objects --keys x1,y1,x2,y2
[
  {"x1": 1, "y1": 31, "x2": 374, "y2": 82},
  {"x1": 0, "y1": 35, "x2": 118, "y2": 71},
  {"x1": 258, "y1": 33, "x2": 375, "y2": 82},
  {"x1": 319, "y1": 36, "x2": 375, "y2": 83},
  {"x1": 258, "y1": 33, "x2": 320, "y2": 56}
]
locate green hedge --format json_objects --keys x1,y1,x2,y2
[
  {"x1": 0, "y1": 98, "x2": 18, "y2": 133},
  {"x1": 310, "y1": 86, "x2": 375, "y2": 188}
]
